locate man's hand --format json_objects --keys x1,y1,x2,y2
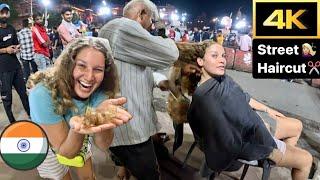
[
  {"x1": 14, "y1": 45, "x2": 21, "y2": 53},
  {"x1": 182, "y1": 63, "x2": 202, "y2": 76},
  {"x1": 157, "y1": 80, "x2": 169, "y2": 91},
  {"x1": 6, "y1": 45, "x2": 16, "y2": 54}
]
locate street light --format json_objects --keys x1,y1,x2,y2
[
  {"x1": 235, "y1": 19, "x2": 246, "y2": 29},
  {"x1": 98, "y1": 6, "x2": 111, "y2": 16},
  {"x1": 41, "y1": 0, "x2": 50, "y2": 28}
]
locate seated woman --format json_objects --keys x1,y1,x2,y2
[
  {"x1": 28, "y1": 37, "x2": 132, "y2": 180},
  {"x1": 187, "y1": 41, "x2": 312, "y2": 180}
]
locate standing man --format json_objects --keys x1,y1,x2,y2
[
  {"x1": 58, "y1": 7, "x2": 80, "y2": 48},
  {"x1": 32, "y1": 12, "x2": 51, "y2": 70},
  {"x1": 17, "y1": 19, "x2": 38, "y2": 81},
  {"x1": 99, "y1": 0, "x2": 179, "y2": 179},
  {"x1": 0, "y1": 4, "x2": 30, "y2": 123},
  {"x1": 237, "y1": 30, "x2": 252, "y2": 52}
]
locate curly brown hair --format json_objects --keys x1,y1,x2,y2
[
  {"x1": 28, "y1": 37, "x2": 119, "y2": 115},
  {"x1": 174, "y1": 40, "x2": 217, "y2": 95},
  {"x1": 175, "y1": 40, "x2": 217, "y2": 66}
]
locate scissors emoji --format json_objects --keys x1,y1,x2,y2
[{"x1": 308, "y1": 61, "x2": 320, "y2": 75}]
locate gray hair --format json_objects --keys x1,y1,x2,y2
[{"x1": 123, "y1": 0, "x2": 159, "y2": 21}]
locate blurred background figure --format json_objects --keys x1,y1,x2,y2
[{"x1": 17, "y1": 19, "x2": 38, "y2": 82}]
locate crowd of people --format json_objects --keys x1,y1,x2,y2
[
  {"x1": 157, "y1": 26, "x2": 252, "y2": 52},
  {"x1": 0, "y1": 0, "x2": 315, "y2": 180}
]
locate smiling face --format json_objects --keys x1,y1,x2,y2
[
  {"x1": 73, "y1": 47, "x2": 105, "y2": 99},
  {"x1": 62, "y1": 11, "x2": 73, "y2": 22},
  {"x1": 197, "y1": 43, "x2": 226, "y2": 80}
]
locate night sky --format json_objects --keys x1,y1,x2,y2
[{"x1": 68, "y1": 0, "x2": 252, "y2": 21}]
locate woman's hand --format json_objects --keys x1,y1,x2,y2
[
  {"x1": 96, "y1": 97, "x2": 132, "y2": 126},
  {"x1": 69, "y1": 116, "x2": 116, "y2": 134}
]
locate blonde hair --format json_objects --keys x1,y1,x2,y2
[
  {"x1": 302, "y1": 43, "x2": 316, "y2": 56},
  {"x1": 28, "y1": 37, "x2": 119, "y2": 115}
]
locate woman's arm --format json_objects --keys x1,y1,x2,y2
[
  {"x1": 249, "y1": 98, "x2": 285, "y2": 117},
  {"x1": 40, "y1": 119, "x2": 85, "y2": 159}
]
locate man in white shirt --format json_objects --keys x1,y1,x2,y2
[
  {"x1": 237, "y1": 31, "x2": 252, "y2": 52},
  {"x1": 99, "y1": 0, "x2": 178, "y2": 179}
]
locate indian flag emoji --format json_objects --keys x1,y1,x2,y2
[{"x1": 0, "y1": 121, "x2": 48, "y2": 170}]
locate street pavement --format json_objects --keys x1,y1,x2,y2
[{"x1": 0, "y1": 69, "x2": 319, "y2": 179}]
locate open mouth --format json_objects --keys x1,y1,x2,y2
[{"x1": 79, "y1": 80, "x2": 93, "y2": 91}]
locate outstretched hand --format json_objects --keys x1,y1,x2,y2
[
  {"x1": 69, "y1": 116, "x2": 116, "y2": 134},
  {"x1": 69, "y1": 97, "x2": 132, "y2": 134},
  {"x1": 96, "y1": 97, "x2": 132, "y2": 126}
]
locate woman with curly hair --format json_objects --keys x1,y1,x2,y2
[{"x1": 28, "y1": 37, "x2": 132, "y2": 180}]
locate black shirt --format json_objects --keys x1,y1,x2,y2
[
  {"x1": 188, "y1": 75, "x2": 276, "y2": 172},
  {"x1": 0, "y1": 24, "x2": 20, "y2": 73}
]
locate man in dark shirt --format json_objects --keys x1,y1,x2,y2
[{"x1": 0, "y1": 4, "x2": 30, "y2": 123}]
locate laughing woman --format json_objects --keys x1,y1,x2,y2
[{"x1": 28, "y1": 37, "x2": 132, "y2": 180}]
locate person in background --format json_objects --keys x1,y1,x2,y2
[
  {"x1": 51, "y1": 26, "x2": 62, "y2": 61},
  {"x1": 216, "y1": 30, "x2": 224, "y2": 45},
  {"x1": 17, "y1": 19, "x2": 38, "y2": 82},
  {"x1": 193, "y1": 27, "x2": 201, "y2": 42},
  {"x1": 0, "y1": 4, "x2": 30, "y2": 123},
  {"x1": 168, "y1": 26, "x2": 175, "y2": 40},
  {"x1": 32, "y1": 12, "x2": 51, "y2": 70},
  {"x1": 237, "y1": 30, "x2": 252, "y2": 52},
  {"x1": 181, "y1": 30, "x2": 189, "y2": 42},
  {"x1": 58, "y1": 7, "x2": 81, "y2": 48},
  {"x1": 92, "y1": 27, "x2": 98, "y2": 37}
]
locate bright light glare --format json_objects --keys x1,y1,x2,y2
[
  {"x1": 221, "y1": 17, "x2": 229, "y2": 25},
  {"x1": 159, "y1": 12, "x2": 166, "y2": 19},
  {"x1": 235, "y1": 20, "x2": 246, "y2": 29},
  {"x1": 98, "y1": 6, "x2": 111, "y2": 16},
  {"x1": 42, "y1": 0, "x2": 50, "y2": 7},
  {"x1": 171, "y1": 13, "x2": 179, "y2": 21}
]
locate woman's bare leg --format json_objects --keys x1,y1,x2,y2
[
  {"x1": 269, "y1": 145, "x2": 312, "y2": 180},
  {"x1": 273, "y1": 116, "x2": 303, "y2": 146},
  {"x1": 117, "y1": 166, "x2": 131, "y2": 180},
  {"x1": 74, "y1": 157, "x2": 95, "y2": 180}
]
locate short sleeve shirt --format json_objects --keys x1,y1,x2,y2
[
  {"x1": 29, "y1": 84, "x2": 107, "y2": 125},
  {"x1": 0, "y1": 24, "x2": 20, "y2": 72}
]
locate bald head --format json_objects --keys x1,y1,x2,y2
[
  {"x1": 123, "y1": 0, "x2": 159, "y2": 30},
  {"x1": 123, "y1": 0, "x2": 159, "y2": 21}
]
